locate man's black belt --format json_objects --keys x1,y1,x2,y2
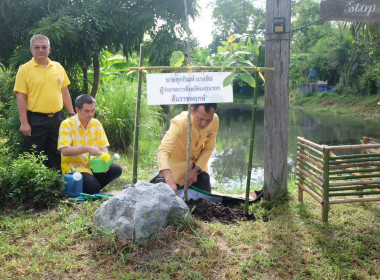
[{"x1": 28, "y1": 110, "x2": 62, "y2": 118}]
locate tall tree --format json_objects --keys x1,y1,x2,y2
[
  {"x1": 348, "y1": 23, "x2": 380, "y2": 94},
  {"x1": 289, "y1": 0, "x2": 349, "y2": 90},
  {"x1": 0, "y1": 0, "x2": 48, "y2": 68},
  {"x1": 350, "y1": 23, "x2": 380, "y2": 41},
  {"x1": 291, "y1": 0, "x2": 334, "y2": 53},
  {"x1": 330, "y1": 34, "x2": 357, "y2": 89},
  {"x1": 0, "y1": 0, "x2": 197, "y2": 97},
  {"x1": 209, "y1": 0, "x2": 265, "y2": 51}
]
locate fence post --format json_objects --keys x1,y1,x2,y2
[
  {"x1": 297, "y1": 138, "x2": 304, "y2": 202},
  {"x1": 322, "y1": 147, "x2": 330, "y2": 222}
]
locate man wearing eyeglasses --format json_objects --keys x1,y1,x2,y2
[
  {"x1": 154, "y1": 103, "x2": 219, "y2": 195},
  {"x1": 13, "y1": 34, "x2": 75, "y2": 170}
]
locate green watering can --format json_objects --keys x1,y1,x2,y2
[{"x1": 88, "y1": 152, "x2": 120, "y2": 173}]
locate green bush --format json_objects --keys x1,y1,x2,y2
[
  {"x1": 0, "y1": 151, "x2": 65, "y2": 210},
  {"x1": 0, "y1": 101, "x2": 24, "y2": 159},
  {"x1": 95, "y1": 79, "x2": 163, "y2": 152},
  {"x1": 0, "y1": 70, "x2": 15, "y2": 115},
  {"x1": 358, "y1": 65, "x2": 380, "y2": 95},
  {"x1": 0, "y1": 70, "x2": 23, "y2": 159}
]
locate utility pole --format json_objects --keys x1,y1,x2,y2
[{"x1": 264, "y1": 0, "x2": 291, "y2": 200}]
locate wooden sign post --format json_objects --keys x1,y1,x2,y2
[{"x1": 264, "y1": 0, "x2": 291, "y2": 200}]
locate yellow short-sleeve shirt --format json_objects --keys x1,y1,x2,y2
[
  {"x1": 58, "y1": 115, "x2": 109, "y2": 175},
  {"x1": 13, "y1": 58, "x2": 70, "y2": 113}
]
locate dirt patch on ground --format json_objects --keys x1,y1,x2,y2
[{"x1": 186, "y1": 199, "x2": 256, "y2": 224}]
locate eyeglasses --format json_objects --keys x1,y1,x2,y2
[{"x1": 33, "y1": 46, "x2": 49, "y2": 50}]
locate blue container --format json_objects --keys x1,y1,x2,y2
[{"x1": 64, "y1": 172, "x2": 83, "y2": 197}]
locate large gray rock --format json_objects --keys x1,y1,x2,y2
[{"x1": 94, "y1": 182, "x2": 191, "y2": 244}]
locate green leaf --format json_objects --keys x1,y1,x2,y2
[
  {"x1": 239, "y1": 72, "x2": 256, "y2": 88},
  {"x1": 231, "y1": 43, "x2": 239, "y2": 50},
  {"x1": 234, "y1": 51, "x2": 250, "y2": 56},
  {"x1": 170, "y1": 51, "x2": 185, "y2": 67},
  {"x1": 256, "y1": 45, "x2": 261, "y2": 56},
  {"x1": 223, "y1": 73, "x2": 237, "y2": 87},
  {"x1": 217, "y1": 45, "x2": 228, "y2": 54},
  {"x1": 221, "y1": 55, "x2": 234, "y2": 71},
  {"x1": 247, "y1": 37, "x2": 252, "y2": 48},
  {"x1": 107, "y1": 62, "x2": 130, "y2": 71},
  {"x1": 240, "y1": 60, "x2": 255, "y2": 67},
  {"x1": 127, "y1": 70, "x2": 137, "y2": 75},
  {"x1": 106, "y1": 54, "x2": 126, "y2": 65}
]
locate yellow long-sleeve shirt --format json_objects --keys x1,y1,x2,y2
[{"x1": 157, "y1": 111, "x2": 219, "y2": 186}]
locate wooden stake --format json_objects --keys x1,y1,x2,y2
[
  {"x1": 183, "y1": 0, "x2": 191, "y2": 201},
  {"x1": 132, "y1": 44, "x2": 144, "y2": 183},
  {"x1": 245, "y1": 45, "x2": 261, "y2": 214}
]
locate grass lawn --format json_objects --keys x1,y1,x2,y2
[
  {"x1": 1, "y1": 92, "x2": 380, "y2": 279},
  {"x1": 291, "y1": 92, "x2": 380, "y2": 120},
  {"x1": 1, "y1": 174, "x2": 379, "y2": 279}
]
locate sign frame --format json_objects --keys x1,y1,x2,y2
[{"x1": 146, "y1": 72, "x2": 233, "y2": 105}]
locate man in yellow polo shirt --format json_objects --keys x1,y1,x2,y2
[
  {"x1": 58, "y1": 94, "x2": 122, "y2": 194},
  {"x1": 13, "y1": 34, "x2": 75, "y2": 170},
  {"x1": 154, "y1": 103, "x2": 219, "y2": 194}
]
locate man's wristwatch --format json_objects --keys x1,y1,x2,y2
[
  {"x1": 69, "y1": 113, "x2": 75, "y2": 117},
  {"x1": 193, "y1": 166, "x2": 202, "y2": 174}
]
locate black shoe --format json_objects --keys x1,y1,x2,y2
[
  {"x1": 254, "y1": 189, "x2": 264, "y2": 201},
  {"x1": 150, "y1": 174, "x2": 166, "y2": 184}
]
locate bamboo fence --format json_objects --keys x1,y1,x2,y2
[{"x1": 297, "y1": 136, "x2": 380, "y2": 222}]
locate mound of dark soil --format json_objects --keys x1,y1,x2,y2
[{"x1": 186, "y1": 198, "x2": 256, "y2": 224}]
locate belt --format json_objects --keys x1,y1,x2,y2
[{"x1": 28, "y1": 110, "x2": 62, "y2": 118}]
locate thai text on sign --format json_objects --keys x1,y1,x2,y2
[{"x1": 146, "y1": 72, "x2": 233, "y2": 105}]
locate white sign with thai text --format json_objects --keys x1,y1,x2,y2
[{"x1": 147, "y1": 72, "x2": 233, "y2": 105}]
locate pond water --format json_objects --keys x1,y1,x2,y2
[{"x1": 164, "y1": 103, "x2": 380, "y2": 193}]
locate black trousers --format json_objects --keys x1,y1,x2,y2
[
  {"x1": 81, "y1": 163, "x2": 122, "y2": 194},
  {"x1": 23, "y1": 110, "x2": 65, "y2": 170},
  {"x1": 151, "y1": 172, "x2": 212, "y2": 193}
]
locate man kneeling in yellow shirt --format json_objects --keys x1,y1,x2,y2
[
  {"x1": 58, "y1": 94, "x2": 122, "y2": 194},
  {"x1": 153, "y1": 103, "x2": 219, "y2": 195}
]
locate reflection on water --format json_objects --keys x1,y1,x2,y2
[
  {"x1": 164, "y1": 103, "x2": 380, "y2": 193},
  {"x1": 209, "y1": 104, "x2": 264, "y2": 192}
]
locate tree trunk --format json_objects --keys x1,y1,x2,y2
[
  {"x1": 344, "y1": 67, "x2": 349, "y2": 88},
  {"x1": 264, "y1": 0, "x2": 291, "y2": 200},
  {"x1": 81, "y1": 65, "x2": 88, "y2": 95},
  {"x1": 91, "y1": 53, "x2": 100, "y2": 98}
]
